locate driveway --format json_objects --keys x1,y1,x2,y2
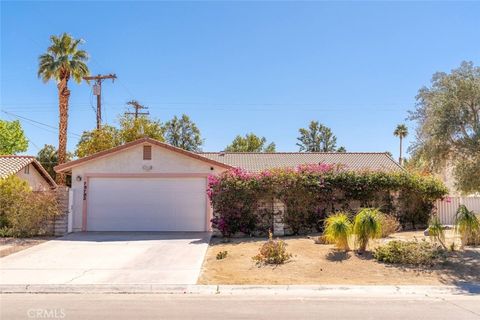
[{"x1": 0, "y1": 232, "x2": 210, "y2": 285}]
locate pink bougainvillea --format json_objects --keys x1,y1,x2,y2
[{"x1": 207, "y1": 165, "x2": 448, "y2": 237}]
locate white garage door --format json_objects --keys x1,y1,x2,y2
[{"x1": 87, "y1": 177, "x2": 207, "y2": 231}]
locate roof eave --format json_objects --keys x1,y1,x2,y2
[{"x1": 55, "y1": 138, "x2": 233, "y2": 173}]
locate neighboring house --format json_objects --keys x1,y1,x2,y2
[
  {"x1": 0, "y1": 155, "x2": 57, "y2": 191},
  {"x1": 55, "y1": 137, "x2": 402, "y2": 233}
]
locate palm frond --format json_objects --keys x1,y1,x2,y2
[{"x1": 38, "y1": 33, "x2": 90, "y2": 83}]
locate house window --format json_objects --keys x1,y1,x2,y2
[
  {"x1": 143, "y1": 145, "x2": 152, "y2": 160},
  {"x1": 24, "y1": 165, "x2": 30, "y2": 174}
]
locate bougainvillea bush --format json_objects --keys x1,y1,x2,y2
[{"x1": 207, "y1": 165, "x2": 448, "y2": 237}]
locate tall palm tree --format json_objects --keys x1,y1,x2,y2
[
  {"x1": 38, "y1": 33, "x2": 89, "y2": 185},
  {"x1": 393, "y1": 124, "x2": 408, "y2": 165}
]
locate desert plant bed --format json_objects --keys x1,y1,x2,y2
[{"x1": 198, "y1": 230, "x2": 480, "y2": 285}]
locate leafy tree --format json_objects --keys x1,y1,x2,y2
[
  {"x1": 37, "y1": 144, "x2": 73, "y2": 182},
  {"x1": 297, "y1": 121, "x2": 337, "y2": 152},
  {"x1": 336, "y1": 146, "x2": 347, "y2": 152},
  {"x1": 0, "y1": 120, "x2": 28, "y2": 155},
  {"x1": 225, "y1": 133, "x2": 276, "y2": 152},
  {"x1": 38, "y1": 33, "x2": 89, "y2": 185},
  {"x1": 164, "y1": 114, "x2": 203, "y2": 151},
  {"x1": 75, "y1": 125, "x2": 121, "y2": 158},
  {"x1": 118, "y1": 114, "x2": 164, "y2": 143},
  {"x1": 75, "y1": 114, "x2": 164, "y2": 158},
  {"x1": 393, "y1": 124, "x2": 408, "y2": 165},
  {"x1": 409, "y1": 61, "x2": 480, "y2": 193}
]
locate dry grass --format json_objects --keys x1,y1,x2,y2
[
  {"x1": 198, "y1": 230, "x2": 480, "y2": 285},
  {"x1": 0, "y1": 237, "x2": 51, "y2": 257}
]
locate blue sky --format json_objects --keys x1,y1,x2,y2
[{"x1": 1, "y1": 1, "x2": 479, "y2": 159}]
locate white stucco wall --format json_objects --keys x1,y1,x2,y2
[
  {"x1": 16, "y1": 165, "x2": 52, "y2": 191},
  {"x1": 70, "y1": 143, "x2": 227, "y2": 231}
]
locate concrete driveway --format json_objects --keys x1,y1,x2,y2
[{"x1": 0, "y1": 232, "x2": 211, "y2": 285}]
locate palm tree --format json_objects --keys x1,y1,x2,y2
[
  {"x1": 393, "y1": 124, "x2": 408, "y2": 165},
  {"x1": 38, "y1": 33, "x2": 89, "y2": 185}
]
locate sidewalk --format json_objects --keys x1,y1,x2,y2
[{"x1": 1, "y1": 283, "x2": 479, "y2": 296}]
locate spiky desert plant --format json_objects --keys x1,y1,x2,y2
[
  {"x1": 428, "y1": 216, "x2": 447, "y2": 249},
  {"x1": 353, "y1": 208, "x2": 383, "y2": 253},
  {"x1": 324, "y1": 213, "x2": 352, "y2": 251},
  {"x1": 455, "y1": 205, "x2": 480, "y2": 249}
]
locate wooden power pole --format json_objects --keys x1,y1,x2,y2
[
  {"x1": 83, "y1": 74, "x2": 117, "y2": 129},
  {"x1": 125, "y1": 100, "x2": 149, "y2": 119}
]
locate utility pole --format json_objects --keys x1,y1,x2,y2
[
  {"x1": 125, "y1": 100, "x2": 149, "y2": 119},
  {"x1": 83, "y1": 74, "x2": 117, "y2": 129}
]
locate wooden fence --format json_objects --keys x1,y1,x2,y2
[{"x1": 435, "y1": 196, "x2": 480, "y2": 225}]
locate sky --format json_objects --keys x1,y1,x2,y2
[{"x1": 1, "y1": 1, "x2": 479, "y2": 160}]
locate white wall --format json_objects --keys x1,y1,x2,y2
[
  {"x1": 70, "y1": 143, "x2": 226, "y2": 231},
  {"x1": 436, "y1": 196, "x2": 480, "y2": 225},
  {"x1": 16, "y1": 165, "x2": 51, "y2": 191}
]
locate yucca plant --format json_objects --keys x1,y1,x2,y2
[
  {"x1": 353, "y1": 208, "x2": 383, "y2": 253},
  {"x1": 455, "y1": 205, "x2": 480, "y2": 249},
  {"x1": 428, "y1": 216, "x2": 447, "y2": 249},
  {"x1": 324, "y1": 213, "x2": 352, "y2": 251}
]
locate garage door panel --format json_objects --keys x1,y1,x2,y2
[{"x1": 87, "y1": 177, "x2": 207, "y2": 231}]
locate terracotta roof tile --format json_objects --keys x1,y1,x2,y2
[
  {"x1": 0, "y1": 155, "x2": 56, "y2": 188},
  {"x1": 0, "y1": 155, "x2": 36, "y2": 178},
  {"x1": 198, "y1": 152, "x2": 403, "y2": 172}
]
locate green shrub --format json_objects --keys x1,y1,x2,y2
[
  {"x1": 455, "y1": 205, "x2": 480, "y2": 249},
  {"x1": 324, "y1": 213, "x2": 352, "y2": 251},
  {"x1": 428, "y1": 216, "x2": 447, "y2": 249},
  {"x1": 252, "y1": 231, "x2": 292, "y2": 265},
  {"x1": 216, "y1": 251, "x2": 228, "y2": 260},
  {"x1": 0, "y1": 176, "x2": 58, "y2": 237},
  {"x1": 374, "y1": 240, "x2": 445, "y2": 266},
  {"x1": 353, "y1": 208, "x2": 382, "y2": 253},
  {"x1": 379, "y1": 214, "x2": 400, "y2": 237}
]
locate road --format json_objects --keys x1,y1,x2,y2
[{"x1": 1, "y1": 293, "x2": 480, "y2": 320}]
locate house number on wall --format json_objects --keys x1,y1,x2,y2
[{"x1": 83, "y1": 181, "x2": 87, "y2": 200}]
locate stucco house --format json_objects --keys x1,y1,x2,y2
[
  {"x1": 55, "y1": 137, "x2": 402, "y2": 233},
  {"x1": 0, "y1": 155, "x2": 56, "y2": 191}
]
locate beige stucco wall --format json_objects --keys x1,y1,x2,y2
[
  {"x1": 16, "y1": 165, "x2": 51, "y2": 191},
  {"x1": 70, "y1": 143, "x2": 227, "y2": 231}
]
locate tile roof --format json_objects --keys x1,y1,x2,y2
[
  {"x1": 0, "y1": 155, "x2": 56, "y2": 188},
  {"x1": 198, "y1": 152, "x2": 403, "y2": 172}
]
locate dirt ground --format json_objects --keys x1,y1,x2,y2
[
  {"x1": 0, "y1": 237, "x2": 51, "y2": 258},
  {"x1": 198, "y1": 230, "x2": 480, "y2": 285}
]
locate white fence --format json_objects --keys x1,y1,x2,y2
[{"x1": 435, "y1": 196, "x2": 480, "y2": 225}]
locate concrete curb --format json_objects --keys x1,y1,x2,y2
[{"x1": 1, "y1": 284, "x2": 479, "y2": 295}]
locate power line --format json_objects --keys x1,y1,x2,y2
[{"x1": 1, "y1": 110, "x2": 82, "y2": 138}]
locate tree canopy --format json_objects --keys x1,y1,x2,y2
[
  {"x1": 0, "y1": 120, "x2": 28, "y2": 155},
  {"x1": 409, "y1": 61, "x2": 480, "y2": 193},
  {"x1": 75, "y1": 113, "x2": 201, "y2": 157},
  {"x1": 225, "y1": 133, "x2": 276, "y2": 152},
  {"x1": 75, "y1": 125, "x2": 121, "y2": 158},
  {"x1": 296, "y1": 121, "x2": 338, "y2": 152},
  {"x1": 37, "y1": 33, "x2": 89, "y2": 84},
  {"x1": 394, "y1": 124, "x2": 408, "y2": 139},
  {"x1": 118, "y1": 114, "x2": 164, "y2": 143},
  {"x1": 164, "y1": 114, "x2": 202, "y2": 151},
  {"x1": 36, "y1": 144, "x2": 73, "y2": 183}
]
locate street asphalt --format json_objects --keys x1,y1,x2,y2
[{"x1": 1, "y1": 293, "x2": 480, "y2": 320}]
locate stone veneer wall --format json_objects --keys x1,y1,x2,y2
[{"x1": 48, "y1": 187, "x2": 69, "y2": 236}]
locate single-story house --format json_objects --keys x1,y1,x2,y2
[
  {"x1": 55, "y1": 137, "x2": 402, "y2": 233},
  {"x1": 0, "y1": 155, "x2": 57, "y2": 191}
]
